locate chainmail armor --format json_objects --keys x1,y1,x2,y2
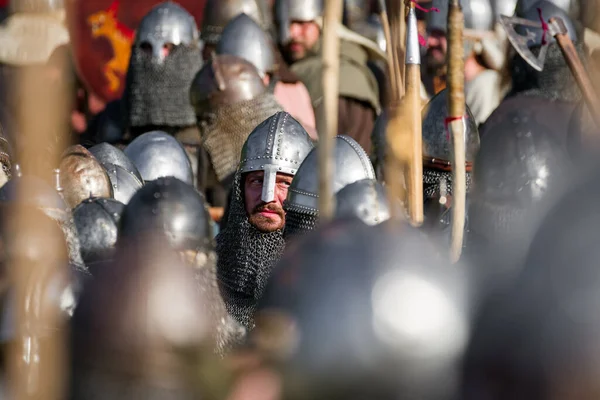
[
  {"x1": 201, "y1": 93, "x2": 282, "y2": 182},
  {"x1": 510, "y1": 42, "x2": 583, "y2": 103},
  {"x1": 423, "y1": 168, "x2": 472, "y2": 199},
  {"x1": 216, "y1": 172, "x2": 285, "y2": 329},
  {"x1": 282, "y1": 208, "x2": 318, "y2": 242},
  {"x1": 123, "y1": 46, "x2": 202, "y2": 129}
]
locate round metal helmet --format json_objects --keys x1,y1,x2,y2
[
  {"x1": 201, "y1": 0, "x2": 266, "y2": 45},
  {"x1": 135, "y1": 2, "x2": 200, "y2": 63},
  {"x1": 73, "y1": 197, "x2": 125, "y2": 265},
  {"x1": 239, "y1": 111, "x2": 314, "y2": 203},
  {"x1": 422, "y1": 88, "x2": 480, "y2": 167},
  {"x1": 334, "y1": 179, "x2": 390, "y2": 226},
  {"x1": 516, "y1": 0, "x2": 579, "y2": 20},
  {"x1": 216, "y1": 13, "x2": 275, "y2": 77},
  {"x1": 70, "y1": 237, "x2": 219, "y2": 399},
  {"x1": 254, "y1": 219, "x2": 471, "y2": 399},
  {"x1": 9, "y1": 0, "x2": 64, "y2": 13},
  {"x1": 428, "y1": 0, "x2": 494, "y2": 33},
  {"x1": 102, "y1": 163, "x2": 144, "y2": 205},
  {"x1": 59, "y1": 145, "x2": 114, "y2": 209},
  {"x1": 516, "y1": 0, "x2": 578, "y2": 44},
  {"x1": 119, "y1": 177, "x2": 213, "y2": 252},
  {"x1": 285, "y1": 135, "x2": 375, "y2": 214},
  {"x1": 274, "y1": 0, "x2": 323, "y2": 44},
  {"x1": 189, "y1": 54, "x2": 266, "y2": 118},
  {"x1": 472, "y1": 111, "x2": 570, "y2": 207},
  {"x1": 124, "y1": 131, "x2": 193, "y2": 185},
  {"x1": 88, "y1": 142, "x2": 144, "y2": 184}
]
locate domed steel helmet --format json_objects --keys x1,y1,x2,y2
[
  {"x1": 134, "y1": 1, "x2": 200, "y2": 63},
  {"x1": 334, "y1": 179, "x2": 390, "y2": 226},
  {"x1": 254, "y1": 219, "x2": 472, "y2": 400},
  {"x1": 421, "y1": 88, "x2": 480, "y2": 170},
  {"x1": 201, "y1": 0, "x2": 267, "y2": 46},
  {"x1": 124, "y1": 130, "x2": 193, "y2": 185}
]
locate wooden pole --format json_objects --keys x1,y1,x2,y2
[
  {"x1": 447, "y1": 0, "x2": 467, "y2": 263},
  {"x1": 318, "y1": 0, "x2": 344, "y2": 220},
  {"x1": 8, "y1": 51, "x2": 71, "y2": 400},
  {"x1": 378, "y1": 0, "x2": 398, "y2": 99}
]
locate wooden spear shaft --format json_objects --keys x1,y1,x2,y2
[
  {"x1": 318, "y1": 0, "x2": 343, "y2": 220},
  {"x1": 447, "y1": 0, "x2": 467, "y2": 263},
  {"x1": 378, "y1": 0, "x2": 399, "y2": 99}
]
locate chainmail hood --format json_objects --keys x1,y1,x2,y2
[
  {"x1": 123, "y1": 45, "x2": 202, "y2": 129},
  {"x1": 423, "y1": 168, "x2": 472, "y2": 199},
  {"x1": 509, "y1": 42, "x2": 583, "y2": 103},
  {"x1": 200, "y1": 93, "x2": 282, "y2": 182},
  {"x1": 216, "y1": 171, "x2": 285, "y2": 329}
]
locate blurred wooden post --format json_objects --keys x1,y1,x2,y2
[
  {"x1": 9, "y1": 54, "x2": 70, "y2": 399},
  {"x1": 447, "y1": 0, "x2": 467, "y2": 263},
  {"x1": 318, "y1": 0, "x2": 344, "y2": 220}
]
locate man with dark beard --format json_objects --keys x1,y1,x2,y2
[{"x1": 216, "y1": 111, "x2": 313, "y2": 330}]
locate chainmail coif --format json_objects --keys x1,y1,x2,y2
[
  {"x1": 216, "y1": 171, "x2": 285, "y2": 330},
  {"x1": 123, "y1": 45, "x2": 202, "y2": 129},
  {"x1": 200, "y1": 93, "x2": 282, "y2": 182},
  {"x1": 423, "y1": 168, "x2": 472, "y2": 199},
  {"x1": 283, "y1": 208, "x2": 318, "y2": 242}
]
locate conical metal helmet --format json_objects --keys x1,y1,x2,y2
[
  {"x1": 73, "y1": 197, "x2": 125, "y2": 265},
  {"x1": 421, "y1": 88, "x2": 480, "y2": 168},
  {"x1": 124, "y1": 131, "x2": 193, "y2": 185},
  {"x1": 515, "y1": 1, "x2": 578, "y2": 45},
  {"x1": 274, "y1": 0, "x2": 323, "y2": 44},
  {"x1": 135, "y1": 1, "x2": 200, "y2": 63},
  {"x1": 102, "y1": 163, "x2": 143, "y2": 205},
  {"x1": 189, "y1": 54, "x2": 267, "y2": 119},
  {"x1": 88, "y1": 142, "x2": 143, "y2": 183},
  {"x1": 216, "y1": 13, "x2": 275, "y2": 77},
  {"x1": 239, "y1": 111, "x2": 314, "y2": 203},
  {"x1": 201, "y1": 0, "x2": 266, "y2": 45},
  {"x1": 59, "y1": 145, "x2": 114, "y2": 209},
  {"x1": 334, "y1": 179, "x2": 390, "y2": 226},
  {"x1": 119, "y1": 177, "x2": 213, "y2": 253},
  {"x1": 285, "y1": 135, "x2": 375, "y2": 214}
]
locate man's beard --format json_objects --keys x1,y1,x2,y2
[
  {"x1": 283, "y1": 41, "x2": 308, "y2": 63},
  {"x1": 248, "y1": 203, "x2": 286, "y2": 233},
  {"x1": 425, "y1": 48, "x2": 446, "y2": 76}
]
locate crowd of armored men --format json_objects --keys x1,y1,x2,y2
[{"x1": 3, "y1": 0, "x2": 600, "y2": 397}]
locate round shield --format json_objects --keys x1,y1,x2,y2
[{"x1": 66, "y1": 0, "x2": 207, "y2": 103}]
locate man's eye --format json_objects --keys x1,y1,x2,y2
[
  {"x1": 252, "y1": 179, "x2": 263, "y2": 185},
  {"x1": 279, "y1": 181, "x2": 291, "y2": 187}
]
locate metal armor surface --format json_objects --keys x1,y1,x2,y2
[
  {"x1": 124, "y1": 130, "x2": 194, "y2": 185},
  {"x1": 492, "y1": 0, "x2": 517, "y2": 19},
  {"x1": 58, "y1": 145, "x2": 114, "y2": 209},
  {"x1": 201, "y1": 0, "x2": 266, "y2": 45},
  {"x1": 239, "y1": 111, "x2": 314, "y2": 203},
  {"x1": 73, "y1": 197, "x2": 125, "y2": 265},
  {"x1": 216, "y1": 113, "x2": 312, "y2": 329},
  {"x1": 102, "y1": 163, "x2": 144, "y2": 205},
  {"x1": 284, "y1": 0, "x2": 322, "y2": 22},
  {"x1": 9, "y1": 0, "x2": 64, "y2": 13},
  {"x1": 515, "y1": 0, "x2": 579, "y2": 20},
  {"x1": 216, "y1": 13, "x2": 275, "y2": 77},
  {"x1": 123, "y1": 3, "x2": 202, "y2": 130},
  {"x1": 135, "y1": 2, "x2": 199, "y2": 63},
  {"x1": 119, "y1": 177, "x2": 213, "y2": 252},
  {"x1": 467, "y1": 110, "x2": 571, "y2": 271},
  {"x1": 88, "y1": 142, "x2": 144, "y2": 183},
  {"x1": 254, "y1": 219, "x2": 471, "y2": 400},
  {"x1": 334, "y1": 179, "x2": 390, "y2": 226},
  {"x1": 118, "y1": 176, "x2": 243, "y2": 353},
  {"x1": 190, "y1": 54, "x2": 268, "y2": 122},
  {"x1": 428, "y1": 0, "x2": 494, "y2": 33},
  {"x1": 515, "y1": 1, "x2": 577, "y2": 45},
  {"x1": 422, "y1": 88, "x2": 480, "y2": 166},
  {"x1": 284, "y1": 135, "x2": 375, "y2": 239}
]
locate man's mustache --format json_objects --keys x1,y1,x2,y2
[{"x1": 252, "y1": 203, "x2": 284, "y2": 217}]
